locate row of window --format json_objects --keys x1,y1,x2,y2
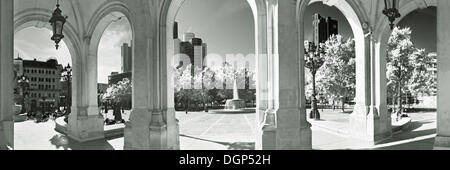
[
  {"x1": 29, "y1": 77, "x2": 58, "y2": 83},
  {"x1": 25, "y1": 69, "x2": 57, "y2": 75},
  {"x1": 30, "y1": 92, "x2": 58, "y2": 98},
  {"x1": 37, "y1": 84, "x2": 57, "y2": 90}
]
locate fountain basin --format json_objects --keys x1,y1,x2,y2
[{"x1": 225, "y1": 99, "x2": 246, "y2": 110}]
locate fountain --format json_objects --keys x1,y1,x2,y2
[
  {"x1": 210, "y1": 78, "x2": 254, "y2": 114},
  {"x1": 224, "y1": 79, "x2": 246, "y2": 110}
]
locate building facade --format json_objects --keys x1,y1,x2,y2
[{"x1": 13, "y1": 58, "x2": 62, "y2": 112}]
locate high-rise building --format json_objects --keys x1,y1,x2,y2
[
  {"x1": 202, "y1": 43, "x2": 208, "y2": 65},
  {"x1": 313, "y1": 14, "x2": 338, "y2": 44},
  {"x1": 313, "y1": 14, "x2": 328, "y2": 44},
  {"x1": 327, "y1": 17, "x2": 338, "y2": 37},
  {"x1": 192, "y1": 38, "x2": 204, "y2": 69},
  {"x1": 14, "y1": 57, "x2": 63, "y2": 112},
  {"x1": 180, "y1": 41, "x2": 194, "y2": 67},
  {"x1": 121, "y1": 43, "x2": 132, "y2": 73},
  {"x1": 173, "y1": 22, "x2": 179, "y2": 39},
  {"x1": 174, "y1": 29, "x2": 208, "y2": 72}
]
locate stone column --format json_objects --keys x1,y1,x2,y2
[
  {"x1": 349, "y1": 24, "x2": 392, "y2": 145},
  {"x1": 124, "y1": 3, "x2": 170, "y2": 149},
  {"x1": 250, "y1": 0, "x2": 276, "y2": 150},
  {"x1": 264, "y1": 0, "x2": 311, "y2": 150},
  {"x1": 67, "y1": 37, "x2": 104, "y2": 142},
  {"x1": 435, "y1": 0, "x2": 450, "y2": 150},
  {"x1": 0, "y1": 0, "x2": 14, "y2": 150}
]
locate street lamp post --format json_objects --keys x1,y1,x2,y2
[
  {"x1": 62, "y1": 64, "x2": 72, "y2": 114},
  {"x1": 305, "y1": 41, "x2": 325, "y2": 120},
  {"x1": 17, "y1": 76, "x2": 30, "y2": 113},
  {"x1": 42, "y1": 96, "x2": 47, "y2": 113},
  {"x1": 383, "y1": 0, "x2": 402, "y2": 120}
]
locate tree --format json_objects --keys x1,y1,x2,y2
[
  {"x1": 386, "y1": 27, "x2": 436, "y2": 118},
  {"x1": 101, "y1": 78, "x2": 132, "y2": 123},
  {"x1": 322, "y1": 35, "x2": 356, "y2": 112},
  {"x1": 305, "y1": 35, "x2": 356, "y2": 112},
  {"x1": 193, "y1": 66, "x2": 215, "y2": 111},
  {"x1": 174, "y1": 64, "x2": 194, "y2": 113},
  {"x1": 407, "y1": 51, "x2": 437, "y2": 97}
]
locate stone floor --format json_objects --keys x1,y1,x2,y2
[{"x1": 13, "y1": 109, "x2": 437, "y2": 150}]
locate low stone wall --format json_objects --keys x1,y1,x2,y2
[{"x1": 55, "y1": 117, "x2": 125, "y2": 139}]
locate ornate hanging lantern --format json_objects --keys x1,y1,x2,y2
[
  {"x1": 49, "y1": 0, "x2": 68, "y2": 50},
  {"x1": 383, "y1": 0, "x2": 401, "y2": 30}
]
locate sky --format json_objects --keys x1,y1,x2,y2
[
  {"x1": 14, "y1": 1, "x2": 436, "y2": 84},
  {"x1": 176, "y1": 0, "x2": 255, "y2": 70}
]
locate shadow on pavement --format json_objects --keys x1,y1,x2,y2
[
  {"x1": 49, "y1": 134, "x2": 116, "y2": 150},
  {"x1": 180, "y1": 134, "x2": 255, "y2": 150},
  {"x1": 373, "y1": 137, "x2": 435, "y2": 150}
]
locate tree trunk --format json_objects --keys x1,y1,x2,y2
[
  {"x1": 392, "y1": 95, "x2": 396, "y2": 114},
  {"x1": 332, "y1": 100, "x2": 336, "y2": 110},
  {"x1": 113, "y1": 104, "x2": 122, "y2": 122},
  {"x1": 341, "y1": 97, "x2": 345, "y2": 113}
]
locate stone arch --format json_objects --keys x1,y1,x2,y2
[
  {"x1": 86, "y1": 1, "x2": 134, "y2": 56},
  {"x1": 374, "y1": 0, "x2": 437, "y2": 132},
  {"x1": 14, "y1": 8, "x2": 80, "y2": 66},
  {"x1": 13, "y1": 8, "x2": 81, "y2": 109},
  {"x1": 376, "y1": 0, "x2": 437, "y2": 44},
  {"x1": 84, "y1": 0, "x2": 134, "y2": 112},
  {"x1": 159, "y1": 0, "x2": 259, "y2": 150},
  {"x1": 296, "y1": 0, "x2": 387, "y2": 142},
  {"x1": 297, "y1": 0, "x2": 369, "y2": 103}
]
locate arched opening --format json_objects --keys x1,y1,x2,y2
[
  {"x1": 96, "y1": 12, "x2": 133, "y2": 149},
  {"x1": 374, "y1": 5, "x2": 437, "y2": 150},
  {"x1": 302, "y1": 2, "x2": 357, "y2": 142},
  {"x1": 298, "y1": 0, "x2": 390, "y2": 149},
  {"x1": 165, "y1": 0, "x2": 258, "y2": 150},
  {"x1": 13, "y1": 24, "x2": 75, "y2": 150},
  {"x1": 83, "y1": 1, "x2": 134, "y2": 149}
]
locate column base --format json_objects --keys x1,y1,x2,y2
[
  {"x1": 124, "y1": 121, "x2": 133, "y2": 150},
  {"x1": 349, "y1": 105, "x2": 392, "y2": 145},
  {"x1": 166, "y1": 107, "x2": 180, "y2": 150},
  {"x1": 255, "y1": 123, "x2": 277, "y2": 150},
  {"x1": 274, "y1": 108, "x2": 312, "y2": 150},
  {"x1": 125, "y1": 108, "x2": 170, "y2": 150},
  {"x1": 125, "y1": 108, "x2": 150, "y2": 150},
  {"x1": 0, "y1": 121, "x2": 13, "y2": 150},
  {"x1": 67, "y1": 107, "x2": 105, "y2": 142},
  {"x1": 434, "y1": 136, "x2": 450, "y2": 150}
]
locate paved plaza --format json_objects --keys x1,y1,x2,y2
[{"x1": 13, "y1": 109, "x2": 437, "y2": 150}]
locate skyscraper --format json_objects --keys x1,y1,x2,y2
[
  {"x1": 121, "y1": 43, "x2": 132, "y2": 73},
  {"x1": 173, "y1": 22, "x2": 179, "y2": 39},
  {"x1": 313, "y1": 14, "x2": 328, "y2": 44},
  {"x1": 192, "y1": 38, "x2": 204, "y2": 69},
  {"x1": 327, "y1": 17, "x2": 338, "y2": 37},
  {"x1": 313, "y1": 13, "x2": 338, "y2": 44},
  {"x1": 174, "y1": 29, "x2": 208, "y2": 72}
]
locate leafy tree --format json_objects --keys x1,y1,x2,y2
[
  {"x1": 321, "y1": 35, "x2": 356, "y2": 112},
  {"x1": 306, "y1": 35, "x2": 356, "y2": 112},
  {"x1": 174, "y1": 64, "x2": 194, "y2": 112},
  {"x1": 407, "y1": 51, "x2": 437, "y2": 97},
  {"x1": 193, "y1": 66, "x2": 215, "y2": 111},
  {"x1": 387, "y1": 27, "x2": 427, "y2": 117},
  {"x1": 101, "y1": 78, "x2": 132, "y2": 122}
]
